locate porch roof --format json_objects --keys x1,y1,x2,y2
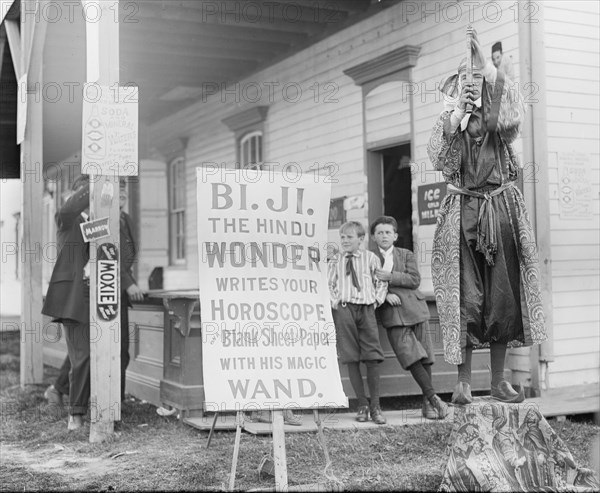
[{"x1": 0, "y1": 0, "x2": 401, "y2": 176}]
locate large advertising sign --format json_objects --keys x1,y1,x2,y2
[{"x1": 197, "y1": 168, "x2": 348, "y2": 411}]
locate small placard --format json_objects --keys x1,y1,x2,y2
[
  {"x1": 96, "y1": 243, "x2": 119, "y2": 321},
  {"x1": 328, "y1": 197, "x2": 346, "y2": 230},
  {"x1": 418, "y1": 183, "x2": 447, "y2": 225},
  {"x1": 81, "y1": 83, "x2": 139, "y2": 176},
  {"x1": 80, "y1": 217, "x2": 110, "y2": 242},
  {"x1": 558, "y1": 152, "x2": 593, "y2": 220}
]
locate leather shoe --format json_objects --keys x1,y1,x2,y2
[
  {"x1": 371, "y1": 407, "x2": 387, "y2": 425},
  {"x1": 67, "y1": 414, "x2": 83, "y2": 431},
  {"x1": 44, "y1": 385, "x2": 64, "y2": 410},
  {"x1": 422, "y1": 396, "x2": 438, "y2": 420},
  {"x1": 355, "y1": 405, "x2": 369, "y2": 422},
  {"x1": 451, "y1": 382, "x2": 473, "y2": 405},
  {"x1": 283, "y1": 410, "x2": 303, "y2": 426},
  {"x1": 492, "y1": 380, "x2": 525, "y2": 403},
  {"x1": 429, "y1": 395, "x2": 450, "y2": 419}
]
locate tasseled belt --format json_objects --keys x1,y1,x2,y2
[{"x1": 448, "y1": 182, "x2": 513, "y2": 266}]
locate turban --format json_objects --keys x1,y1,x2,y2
[{"x1": 439, "y1": 57, "x2": 483, "y2": 99}]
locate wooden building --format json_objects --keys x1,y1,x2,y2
[{"x1": 1, "y1": 1, "x2": 598, "y2": 418}]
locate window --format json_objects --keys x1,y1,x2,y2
[
  {"x1": 239, "y1": 131, "x2": 263, "y2": 170},
  {"x1": 168, "y1": 156, "x2": 186, "y2": 264},
  {"x1": 222, "y1": 106, "x2": 269, "y2": 170}
]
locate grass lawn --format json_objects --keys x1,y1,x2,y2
[{"x1": 1, "y1": 330, "x2": 598, "y2": 491}]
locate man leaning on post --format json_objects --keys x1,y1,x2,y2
[{"x1": 43, "y1": 175, "x2": 144, "y2": 430}]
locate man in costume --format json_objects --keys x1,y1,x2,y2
[{"x1": 427, "y1": 28, "x2": 547, "y2": 405}]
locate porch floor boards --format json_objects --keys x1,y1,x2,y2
[{"x1": 184, "y1": 383, "x2": 599, "y2": 434}]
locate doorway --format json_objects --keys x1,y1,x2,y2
[{"x1": 377, "y1": 143, "x2": 413, "y2": 251}]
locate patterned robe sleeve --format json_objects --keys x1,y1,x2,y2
[
  {"x1": 427, "y1": 111, "x2": 462, "y2": 184},
  {"x1": 496, "y1": 75, "x2": 526, "y2": 144}
]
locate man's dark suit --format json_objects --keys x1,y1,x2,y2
[
  {"x1": 42, "y1": 184, "x2": 91, "y2": 415},
  {"x1": 374, "y1": 247, "x2": 430, "y2": 328},
  {"x1": 373, "y1": 246, "x2": 434, "y2": 370},
  {"x1": 42, "y1": 185, "x2": 90, "y2": 324},
  {"x1": 44, "y1": 182, "x2": 139, "y2": 413}
]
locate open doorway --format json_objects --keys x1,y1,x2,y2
[{"x1": 379, "y1": 143, "x2": 413, "y2": 251}]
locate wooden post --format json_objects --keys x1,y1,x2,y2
[
  {"x1": 8, "y1": 0, "x2": 48, "y2": 387},
  {"x1": 271, "y1": 410, "x2": 288, "y2": 492},
  {"x1": 85, "y1": 0, "x2": 121, "y2": 443},
  {"x1": 229, "y1": 411, "x2": 243, "y2": 491}
]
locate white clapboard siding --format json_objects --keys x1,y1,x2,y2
[
  {"x1": 551, "y1": 271, "x2": 599, "y2": 292},
  {"x1": 544, "y1": 0, "x2": 600, "y2": 387},
  {"x1": 365, "y1": 81, "x2": 411, "y2": 144},
  {"x1": 550, "y1": 369, "x2": 600, "y2": 388},
  {"x1": 553, "y1": 321, "x2": 600, "y2": 341}
]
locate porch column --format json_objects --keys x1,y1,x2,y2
[{"x1": 6, "y1": 0, "x2": 48, "y2": 387}]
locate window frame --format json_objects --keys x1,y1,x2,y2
[
  {"x1": 238, "y1": 130, "x2": 263, "y2": 170},
  {"x1": 168, "y1": 155, "x2": 186, "y2": 266}
]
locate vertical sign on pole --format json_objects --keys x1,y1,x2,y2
[{"x1": 82, "y1": 0, "x2": 137, "y2": 442}]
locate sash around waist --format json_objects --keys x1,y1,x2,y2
[{"x1": 447, "y1": 182, "x2": 514, "y2": 266}]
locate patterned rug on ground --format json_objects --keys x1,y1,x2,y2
[{"x1": 439, "y1": 398, "x2": 599, "y2": 492}]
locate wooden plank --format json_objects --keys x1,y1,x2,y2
[
  {"x1": 554, "y1": 306, "x2": 599, "y2": 325},
  {"x1": 553, "y1": 290, "x2": 600, "y2": 308},
  {"x1": 229, "y1": 412, "x2": 243, "y2": 491},
  {"x1": 290, "y1": 0, "x2": 371, "y2": 13},
  {"x1": 118, "y1": 30, "x2": 292, "y2": 57},
  {"x1": 121, "y1": 54, "x2": 259, "y2": 73},
  {"x1": 183, "y1": 0, "x2": 350, "y2": 24},
  {"x1": 4, "y1": 18, "x2": 21, "y2": 79},
  {"x1": 549, "y1": 336, "x2": 600, "y2": 357},
  {"x1": 87, "y1": 0, "x2": 121, "y2": 443},
  {"x1": 272, "y1": 410, "x2": 288, "y2": 492},
  {"x1": 122, "y1": 16, "x2": 310, "y2": 45},
  {"x1": 19, "y1": 0, "x2": 47, "y2": 387},
  {"x1": 134, "y1": 1, "x2": 326, "y2": 35},
  {"x1": 544, "y1": 3, "x2": 600, "y2": 24},
  {"x1": 119, "y1": 41, "x2": 280, "y2": 64},
  {"x1": 0, "y1": 32, "x2": 5, "y2": 81},
  {"x1": 547, "y1": 353, "x2": 599, "y2": 373}
]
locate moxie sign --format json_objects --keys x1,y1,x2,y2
[
  {"x1": 97, "y1": 243, "x2": 119, "y2": 321},
  {"x1": 417, "y1": 183, "x2": 447, "y2": 225}
]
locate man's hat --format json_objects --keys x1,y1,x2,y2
[
  {"x1": 492, "y1": 41, "x2": 502, "y2": 54},
  {"x1": 71, "y1": 174, "x2": 89, "y2": 191}
]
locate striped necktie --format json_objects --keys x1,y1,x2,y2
[{"x1": 345, "y1": 254, "x2": 361, "y2": 291}]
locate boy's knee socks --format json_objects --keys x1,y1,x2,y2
[
  {"x1": 347, "y1": 362, "x2": 368, "y2": 407},
  {"x1": 409, "y1": 361, "x2": 435, "y2": 399},
  {"x1": 365, "y1": 361, "x2": 381, "y2": 410}
]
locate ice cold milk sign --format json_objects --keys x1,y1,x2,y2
[
  {"x1": 418, "y1": 183, "x2": 447, "y2": 225},
  {"x1": 196, "y1": 168, "x2": 348, "y2": 411}
]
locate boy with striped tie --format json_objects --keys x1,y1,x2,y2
[{"x1": 328, "y1": 221, "x2": 388, "y2": 424}]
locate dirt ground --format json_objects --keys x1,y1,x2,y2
[{"x1": 1, "y1": 331, "x2": 599, "y2": 491}]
